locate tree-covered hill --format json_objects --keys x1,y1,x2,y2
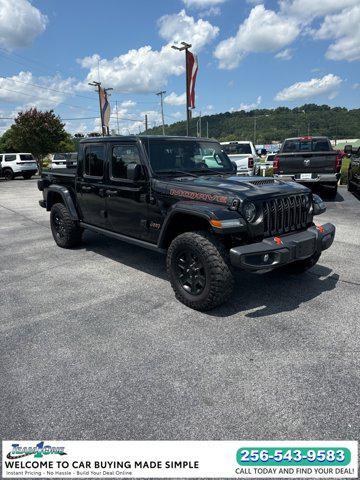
[{"x1": 145, "y1": 104, "x2": 360, "y2": 143}]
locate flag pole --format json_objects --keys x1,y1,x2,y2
[{"x1": 172, "y1": 42, "x2": 192, "y2": 136}]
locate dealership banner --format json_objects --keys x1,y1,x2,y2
[{"x1": 2, "y1": 440, "x2": 357, "y2": 478}]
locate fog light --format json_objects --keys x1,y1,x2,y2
[{"x1": 263, "y1": 254, "x2": 269, "y2": 262}]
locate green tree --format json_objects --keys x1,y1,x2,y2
[
  {"x1": 0, "y1": 129, "x2": 18, "y2": 152},
  {"x1": 9, "y1": 108, "x2": 67, "y2": 170}
]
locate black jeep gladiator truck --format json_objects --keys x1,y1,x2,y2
[
  {"x1": 38, "y1": 136, "x2": 335, "y2": 311},
  {"x1": 273, "y1": 136, "x2": 342, "y2": 198}
]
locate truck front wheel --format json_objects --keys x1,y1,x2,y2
[
  {"x1": 50, "y1": 203, "x2": 83, "y2": 248},
  {"x1": 167, "y1": 231, "x2": 234, "y2": 311}
]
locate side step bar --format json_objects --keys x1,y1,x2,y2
[{"x1": 79, "y1": 222, "x2": 166, "y2": 254}]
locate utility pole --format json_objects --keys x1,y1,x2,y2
[
  {"x1": 89, "y1": 81, "x2": 113, "y2": 136},
  {"x1": 156, "y1": 91, "x2": 166, "y2": 135},
  {"x1": 145, "y1": 114, "x2": 148, "y2": 134},
  {"x1": 115, "y1": 100, "x2": 120, "y2": 135},
  {"x1": 172, "y1": 42, "x2": 192, "y2": 136}
]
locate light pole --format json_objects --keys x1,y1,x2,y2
[
  {"x1": 171, "y1": 42, "x2": 192, "y2": 136},
  {"x1": 156, "y1": 91, "x2": 166, "y2": 135}
]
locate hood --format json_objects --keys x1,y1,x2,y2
[{"x1": 164, "y1": 174, "x2": 309, "y2": 204}]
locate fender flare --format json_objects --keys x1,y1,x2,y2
[
  {"x1": 157, "y1": 202, "x2": 243, "y2": 248},
  {"x1": 46, "y1": 185, "x2": 79, "y2": 220}
]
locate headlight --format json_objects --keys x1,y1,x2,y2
[
  {"x1": 312, "y1": 194, "x2": 326, "y2": 215},
  {"x1": 243, "y1": 202, "x2": 257, "y2": 222}
]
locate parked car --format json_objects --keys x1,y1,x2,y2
[
  {"x1": 38, "y1": 135, "x2": 335, "y2": 311},
  {"x1": 346, "y1": 145, "x2": 360, "y2": 192},
  {"x1": 0, "y1": 153, "x2": 38, "y2": 180},
  {"x1": 220, "y1": 141, "x2": 258, "y2": 175},
  {"x1": 48, "y1": 152, "x2": 78, "y2": 169},
  {"x1": 274, "y1": 136, "x2": 341, "y2": 198}
]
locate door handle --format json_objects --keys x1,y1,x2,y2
[
  {"x1": 106, "y1": 189, "x2": 118, "y2": 197},
  {"x1": 81, "y1": 186, "x2": 92, "y2": 192}
]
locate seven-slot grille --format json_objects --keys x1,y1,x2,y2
[{"x1": 262, "y1": 194, "x2": 310, "y2": 237}]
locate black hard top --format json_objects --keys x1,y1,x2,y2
[{"x1": 80, "y1": 135, "x2": 216, "y2": 143}]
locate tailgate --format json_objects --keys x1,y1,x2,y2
[{"x1": 278, "y1": 152, "x2": 337, "y2": 174}]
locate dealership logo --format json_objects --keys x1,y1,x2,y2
[{"x1": 7, "y1": 441, "x2": 66, "y2": 459}]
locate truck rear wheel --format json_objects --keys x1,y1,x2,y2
[
  {"x1": 281, "y1": 252, "x2": 321, "y2": 274},
  {"x1": 50, "y1": 203, "x2": 83, "y2": 248},
  {"x1": 167, "y1": 231, "x2": 234, "y2": 311}
]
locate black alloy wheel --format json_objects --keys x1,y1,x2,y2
[
  {"x1": 176, "y1": 249, "x2": 206, "y2": 296},
  {"x1": 52, "y1": 211, "x2": 66, "y2": 240}
]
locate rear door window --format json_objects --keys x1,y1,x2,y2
[
  {"x1": 84, "y1": 145, "x2": 105, "y2": 177},
  {"x1": 4, "y1": 155, "x2": 16, "y2": 162}
]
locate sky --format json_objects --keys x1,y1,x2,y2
[{"x1": 0, "y1": 0, "x2": 359, "y2": 135}]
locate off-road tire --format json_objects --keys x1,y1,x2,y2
[
  {"x1": 281, "y1": 252, "x2": 321, "y2": 274},
  {"x1": 3, "y1": 168, "x2": 14, "y2": 180},
  {"x1": 50, "y1": 203, "x2": 83, "y2": 248},
  {"x1": 167, "y1": 231, "x2": 234, "y2": 311},
  {"x1": 23, "y1": 173, "x2": 33, "y2": 180}
]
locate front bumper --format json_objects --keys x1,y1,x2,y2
[{"x1": 230, "y1": 223, "x2": 335, "y2": 271}]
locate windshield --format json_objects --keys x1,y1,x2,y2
[
  {"x1": 222, "y1": 143, "x2": 252, "y2": 155},
  {"x1": 282, "y1": 139, "x2": 331, "y2": 153},
  {"x1": 144, "y1": 140, "x2": 234, "y2": 174}
]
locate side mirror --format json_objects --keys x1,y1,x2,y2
[
  {"x1": 344, "y1": 145, "x2": 352, "y2": 156},
  {"x1": 127, "y1": 163, "x2": 143, "y2": 181},
  {"x1": 261, "y1": 148, "x2": 267, "y2": 156}
]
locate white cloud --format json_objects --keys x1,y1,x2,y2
[
  {"x1": 279, "y1": 0, "x2": 358, "y2": 21},
  {"x1": 214, "y1": 5, "x2": 299, "y2": 69},
  {"x1": 353, "y1": 83, "x2": 360, "y2": 90},
  {"x1": 275, "y1": 74, "x2": 342, "y2": 101},
  {"x1": 199, "y1": 6, "x2": 221, "y2": 17},
  {"x1": 182, "y1": 0, "x2": 226, "y2": 8},
  {"x1": 120, "y1": 100, "x2": 136, "y2": 108},
  {"x1": 0, "y1": 71, "x2": 77, "y2": 109},
  {"x1": 78, "y1": 11, "x2": 218, "y2": 94},
  {"x1": 275, "y1": 48, "x2": 293, "y2": 60},
  {"x1": 158, "y1": 10, "x2": 219, "y2": 52},
  {"x1": 164, "y1": 92, "x2": 186, "y2": 106},
  {"x1": 78, "y1": 48, "x2": 183, "y2": 94},
  {"x1": 313, "y1": 5, "x2": 360, "y2": 62},
  {"x1": 0, "y1": 0, "x2": 47, "y2": 49},
  {"x1": 238, "y1": 95, "x2": 262, "y2": 111}
]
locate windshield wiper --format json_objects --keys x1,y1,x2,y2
[{"x1": 156, "y1": 169, "x2": 199, "y2": 178}]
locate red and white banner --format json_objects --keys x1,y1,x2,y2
[{"x1": 186, "y1": 50, "x2": 198, "y2": 110}]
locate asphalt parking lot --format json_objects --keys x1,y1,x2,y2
[{"x1": 1, "y1": 179, "x2": 359, "y2": 444}]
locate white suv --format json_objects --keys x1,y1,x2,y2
[
  {"x1": 0, "y1": 153, "x2": 38, "y2": 180},
  {"x1": 221, "y1": 141, "x2": 259, "y2": 175}
]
